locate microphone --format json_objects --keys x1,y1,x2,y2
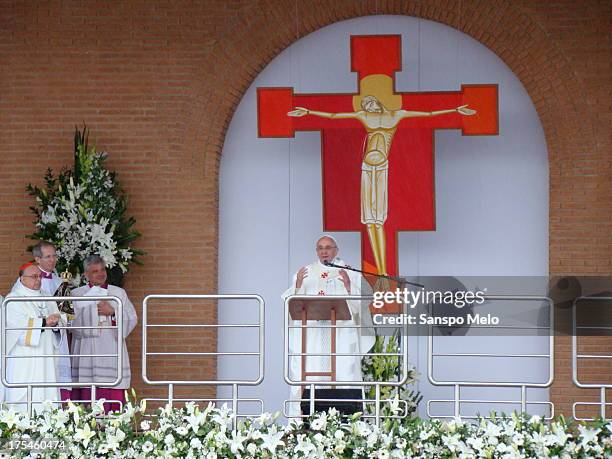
[{"x1": 323, "y1": 259, "x2": 425, "y2": 288}]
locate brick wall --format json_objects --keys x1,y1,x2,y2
[{"x1": 0, "y1": 0, "x2": 609, "y2": 416}]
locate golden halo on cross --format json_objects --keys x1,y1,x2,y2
[{"x1": 353, "y1": 74, "x2": 402, "y2": 111}]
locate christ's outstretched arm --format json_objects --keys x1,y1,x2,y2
[
  {"x1": 397, "y1": 104, "x2": 476, "y2": 119},
  {"x1": 288, "y1": 106, "x2": 360, "y2": 119}
]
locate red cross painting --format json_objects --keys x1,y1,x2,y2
[{"x1": 257, "y1": 35, "x2": 498, "y2": 290}]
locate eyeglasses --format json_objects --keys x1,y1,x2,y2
[
  {"x1": 22, "y1": 274, "x2": 43, "y2": 280},
  {"x1": 316, "y1": 246, "x2": 337, "y2": 251},
  {"x1": 40, "y1": 254, "x2": 57, "y2": 259}
]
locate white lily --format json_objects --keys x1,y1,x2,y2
[
  {"x1": 260, "y1": 427, "x2": 284, "y2": 453},
  {"x1": 229, "y1": 430, "x2": 247, "y2": 454},
  {"x1": 74, "y1": 423, "x2": 95, "y2": 447},
  {"x1": 577, "y1": 424, "x2": 600, "y2": 447},
  {"x1": 388, "y1": 395, "x2": 401, "y2": 416},
  {"x1": 184, "y1": 411, "x2": 207, "y2": 433},
  {"x1": 0, "y1": 408, "x2": 19, "y2": 429}
]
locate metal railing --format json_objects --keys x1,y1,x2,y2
[
  {"x1": 7, "y1": 291, "x2": 596, "y2": 423},
  {"x1": 427, "y1": 295, "x2": 555, "y2": 419},
  {"x1": 1, "y1": 295, "x2": 124, "y2": 417},
  {"x1": 142, "y1": 294, "x2": 265, "y2": 428},
  {"x1": 572, "y1": 296, "x2": 611, "y2": 421},
  {"x1": 283, "y1": 294, "x2": 409, "y2": 426}
]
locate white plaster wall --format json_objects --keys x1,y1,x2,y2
[{"x1": 218, "y1": 15, "x2": 549, "y2": 419}]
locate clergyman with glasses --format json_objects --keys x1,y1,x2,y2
[
  {"x1": 281, "y1": 235, "x2": 374, "y2": 417},
  {"x1": 3, "y1": 262, "x2": 65, "y2": 413}
]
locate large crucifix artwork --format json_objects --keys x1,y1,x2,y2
[{"x1": 257, "y1": 35, "x2": 498, "y2": 292}]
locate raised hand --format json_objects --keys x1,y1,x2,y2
[
  {"x1": 97, "y1": 300, "x2": 115, "y2": 316},
  {"x1": 287, "y1": 107, "x2": 309, "y2": 117},
  {"x1": 457, "y1": 104, "x2": 477, "y2": 116},
  {"x1": 46, "y1": 313, "x2": 60, "y2": 327},
  {"x1": 295, "y1": 266, "x2": 309, "y2": 289},
  {"x1": 338, "y1": 269, "x2": 351, "y2": 293}
]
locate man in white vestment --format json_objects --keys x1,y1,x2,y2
[
  {"x1": 282, "y1": 235, "x2": 375, "y2": 416},
  {"x1": 4, "y1": 263, "x2": 64, "y2": 413},
  {"x1": 10, "y1": 242, "x2": 72, "y2": 400},
  {"x1": 71, "y1": 255, "x2": 137, "y2": 413}
]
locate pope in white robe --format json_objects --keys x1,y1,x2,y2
[
  {"x1": 71, "y1": 255, "x2": 137, "y2": 412},
  {"x1": 4, "y1": 263, "x2": 64, "y2": 413},
  {"x1": 282, "y1": 236, "x2": 375, "y2": 416}
]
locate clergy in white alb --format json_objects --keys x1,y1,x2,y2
[
  {"x1": 4, "y1": 263, "x2": 65, "y2": 413},
  {"x1": 282, "y1": 235, "x2": 375, "y2": 416},
  {"x1": 71, "y1": 255, "x2": 137, "y2": 412},
  {"x1": 10, "y1": 242, "x2": 72, "y2": 399}
]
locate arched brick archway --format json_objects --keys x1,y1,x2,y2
[
  {"x1": 187, "y1": 1, "x2": 596, "y2": 165},
  {"x1": 188, "y1": 2, "x2": 608, "y2": 417}
]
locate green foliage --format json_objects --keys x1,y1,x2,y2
[
  {"x1": 361, "y1": 330, "x2": 422, "y2": 427},
  {"x1": 26, "y1": 125, "x2": 144, "y2": 285}
]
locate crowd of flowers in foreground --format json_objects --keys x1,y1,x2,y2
[{"x1": 0, "y1": 399, "x2": 609, "y2": 458}]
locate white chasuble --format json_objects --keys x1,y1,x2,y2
[
  {"x1": 71, "y1": 284, "x2": 137, "y2": 389},
  {"x1": 282, "y1": 258, "x2": 375, "y2": 416},
  {"x1": 4, "y1": 281, "x2": 62, "y2": 413},
  {"x1": 10, "y1": 271, "x2": 70, "y2": 388}
]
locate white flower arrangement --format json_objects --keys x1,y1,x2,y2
[
  {"x1": 26, "y1": 126, "x2": 143, "y2": 285},
  {"x1": 0, "y1": 399, "x2": 610, "y2": 458}
]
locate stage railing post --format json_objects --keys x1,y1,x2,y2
[
  {"x1": 168, "y1": 383, "x2": 174, "y2": 407},
  {"x1": 26, "y1": 385, "x2": 33, "y2": 418},
  {"x1": 309, "y1": 383, "x2": 315, "y2": 416},
  {"x1": 232, "y1": 383, "x2": 238, "y2": 430},
  {"x1": 375, "y1": 384, "x2": 381, "y2": 427},
  {"x1": 454, "y1": 385, "x2": 460, "y2": 419},
  {"x1": 572, "y1": 296, "x2": 611, "y2": 421}
]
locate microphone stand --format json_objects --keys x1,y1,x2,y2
[
  {"x1": 323, "y1": 260, "x2": 425, "y2": 289},
  {"x1": 324, "y1": 260, "x2": 423, "y2": 383}
]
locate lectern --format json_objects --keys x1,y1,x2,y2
[
  {"x1": 288, "y1": 297, "x2": 351, "y2": 382},
  {"x1": 289, "y1": 297, "x2": 362, "y2": 416}
]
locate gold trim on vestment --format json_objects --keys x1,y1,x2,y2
[{"x1": 25, "y1": 317, "x2": 34, "y2": 346}]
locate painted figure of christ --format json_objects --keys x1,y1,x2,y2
[{"x1": 288, "y1": 97, "x2": 476, "y2": 285}]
